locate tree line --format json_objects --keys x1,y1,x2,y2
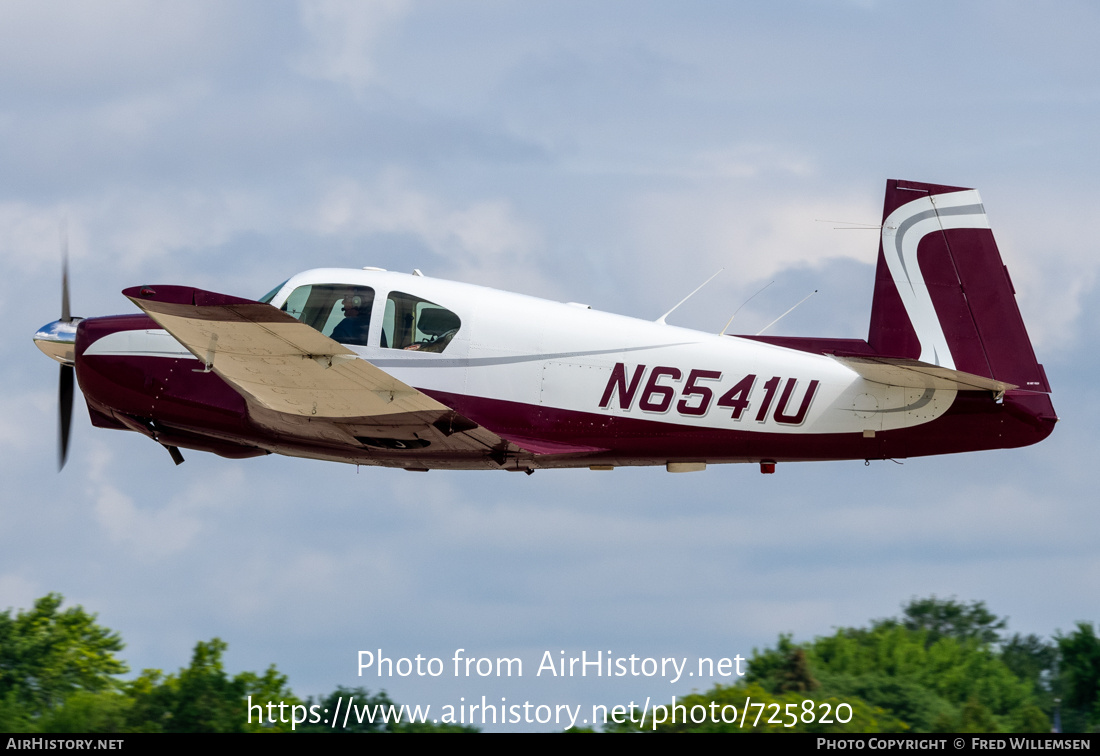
[
  {"x1": 2, "y1": 593, "x2": 1097, "y2": 732},
  {"x1": 0, "y1": 594, "x2": 473, "y2": 733},
  {"x1": 609, "y1": 597, "x2": 1100, "y2": 733}
]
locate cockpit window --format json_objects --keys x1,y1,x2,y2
[
  {"x1": 258, "y1": 280, "x2": 289, "y2": 304},
  {"x1": 382, "y1": 292, "x2": 461, "y2": 353},
  {"x1": 281, "y1": 284, "x2": 376, "y2": 346}
]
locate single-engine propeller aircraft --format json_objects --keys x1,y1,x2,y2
[{"x1": 34, "y1": 180, "x2": 1057, "y2": 474}]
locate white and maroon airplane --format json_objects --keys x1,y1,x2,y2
[{"x1": 34, "y1": 179, "x2": 1056, "y2": 473}]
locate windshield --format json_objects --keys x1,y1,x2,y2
[{"x1": 257, "y1": 279, "x2": 289, "y2": 304}]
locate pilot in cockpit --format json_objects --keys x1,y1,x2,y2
[{"x1": 330, "y1": 293, "x2": 372, "y2": 346}]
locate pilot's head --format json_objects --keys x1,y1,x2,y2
[{"x1": 342, "y1": 294, "x2": 365, "y2": 317}]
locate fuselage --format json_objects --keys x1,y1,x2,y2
[{"x1": 64, "y1": 267, "x2": 1055, "y2": 471}]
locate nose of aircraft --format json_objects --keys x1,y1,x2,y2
[
  {"x1": 34, "y1": 318, "x2": 81, "y2": 365},
  {"x1": 36, "y1": 231, "x2": 82, "y2": 470},
  {"x1": 34, "y1": 317, "x2": 82, "y2": 470}
]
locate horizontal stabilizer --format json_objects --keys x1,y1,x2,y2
[{"x1": 831, "y1": 353, "x2": 1017, "y2": 393}]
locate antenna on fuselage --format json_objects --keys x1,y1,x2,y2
[
  {"x1": 755, "y1": 289, "x2": 818, "y2": 335},
  {"x1": 814, "y1": 218, "x2": 882, "y2": 230},
  {"x1": 656, "y1": 268, "x2": 723, "y2": 325},
  {"x1": 719, "y1": 279, "x2": 774, "y2": 334}
]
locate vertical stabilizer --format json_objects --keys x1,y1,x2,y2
[{"x1": 867, "y1": 179, "x2": 1050, "y2": 392}]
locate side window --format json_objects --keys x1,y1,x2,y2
[
  {"x1": 382, "y1": 292, "x2": 461, "y2": 353},
  {"x1": 281, "y1": 284, "x2": 376, "y2": 346}
]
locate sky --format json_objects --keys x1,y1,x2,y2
[{"x1": 1, "y1": 0, "x2": 1097, "y2": 732}]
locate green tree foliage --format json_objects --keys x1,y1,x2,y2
[
  {"x1": 4, "y1": 593, "x2": 1094, "y2": 734},
  {"x1": 658, "y1": 597, "x2": 1065, "y2": 734},
  {"x1": 0, "y1": 691, "x2": 35, "y2": 732},
  {"x1": 803, "y1": 607, "x2": 1046, "y2": 732},
  {"x1": 295, "y1": 686, "x2": 478, "y2": 733},
  {"x1": 1002, "y1": 633, "x2": 1058, "y2": 690},
  {"x1": 122, "y1": 639, "x2": 300, "y2": 733},
  {"x1": 172, "y1": 639, "x2": 243, "y2": 731},
  {"x1": 393, "y1": 720, "x2": 480, "y2": 733},
  {"x1": 606, "y1": 682, "x2": 906, "y2": 733},
  {"x1": 1, "y1": 594, "x2": 470, "y2": 733},
  {"x1": 1056, "y1": 622, "x2": 1100, "y2": 730},
  {"x1": 0, "y1": 594, "x2": 127, "y2": 715},
  {"x1": 891, "y1": 596, "x2": 1007, "y2": 647},
  {"x1": 745, "y1": 635, "x2": 820, "y2": 693},
  {"x1": 821, "y1": 671, "x2": 955, "y2": 732},
  {"x1": 297, "y1": 686, "x2": 397, "y2": 733},
  {"x1": 36, "y1": 690, "x2": 134, "y2": 733},
  {"x1": 809, "y1": 626, "x2": 1035, "y2": 715},
  {"x1": 1001, "y1": 632, "x2": 1058, "y2": 717}
]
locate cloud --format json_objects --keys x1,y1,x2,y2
[
  {"x1": 295, "y1": 0, "x2": 411, "y2": 92},
  {"x1": 617, "y1": 176, "x2": 1100, "y2": 352},
  {"x1": 90, "y1": 189, "x2": 273, "y2": 270},
  {"x1": 92, "y1": 481, "x2": 203, "y2": 560},
  {"x1": 625, "y1": 185, "x2": 880, "y2": 289},
  {"x1": 85, "y1": 445, "x2": 250, "y2": 560},
  {"x1": 0, "y1": 202, "x2": 77, "y2": 277},
  {"x1": 0, "y1": 0, "x2": 232, "y2": 93},
  {"x1": 0, "y1": 188, "x2": 274, "y2": 281},
  {"x1": 983, "y1": 189, "x2": 1100, "y2": 353},
  {"x1": 574, "y1": 144, "x2": 818, "y2": 182},
  {"x1": 0, "y1": 389, "x2": 53, "y2": 457},
  {"x1": 307, "y1": 174, "x2": 545, "y2": 289}
]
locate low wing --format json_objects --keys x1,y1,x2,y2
[
  {"x1": 831, "y1": 353, "x2": 1017, "y2": 394},
  {"x1": 123, "y1": 285, "x2": 515, "y2": 461},
  {"x1": 125, "y1": 285, "x2": 451, "y2": 418}
]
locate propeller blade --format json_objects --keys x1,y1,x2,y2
[
  {"x1": 59, "y1": 363, "x2": 74, "y2": 470},
  {"x1": 60, "y1": 223, "x2": 71, "y2": 323}
]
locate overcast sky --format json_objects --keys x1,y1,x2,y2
[{"x1": 1, "y1": 0, "x2": 1097, "y2": 731}]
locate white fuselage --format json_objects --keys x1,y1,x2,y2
[
  {"x1": 84, "y1": 268, "x2": 954, "y2": 438},
  {"x1": 273, "y1": 269, "x2": 953, "y2": 437}
]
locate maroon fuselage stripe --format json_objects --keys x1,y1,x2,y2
[{"x1": 74, "y1": 315, "x2": 1056, "y2": 468}]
